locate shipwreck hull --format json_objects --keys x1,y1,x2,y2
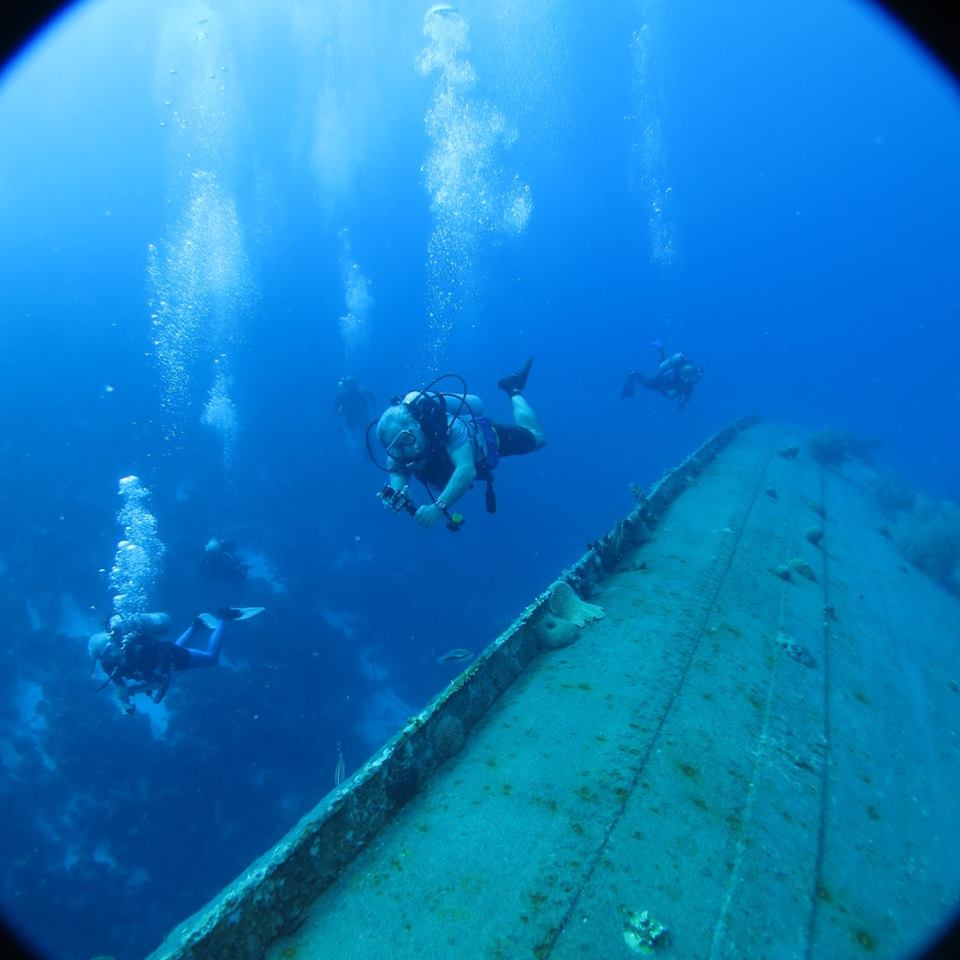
[{"x1": 149, "y1": 419, "x2": 960, "y2": 960}]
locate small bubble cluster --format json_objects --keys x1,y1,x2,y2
[
  {"x1": 147, "y1": 170, "x2": 252, "y2": 450},
  {"x1": 502, "y1": 179, "x2": 534, "y2": 236},
  {"x1": 201, "y1": 361, "x2": 240, "y2": 470},
  {"x1": 417, "y1": 6, "x2": 533, "y2": 365},
  {"x1": 109, "y1": 476, "x2": 165, "y2": 625},
  {"x1": 628, "y1": 15, "x2": 682, "y2": 271},
  {"x1": 338, "y1": 229, "x2": 373, "y2": 357},
  {"x1": 150, "y1": 14, "x2": 252, "y2": 458}
]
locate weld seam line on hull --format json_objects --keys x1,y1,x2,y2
[
  {"x1": 536, "y1": 442, "x2": 774, "y2": 958},
  {"x1": 803, "y1": 465, "x2": 834, "y2": 960},
  {"x1": 707, "y1": 451, "x2": 799, "y2": 958}
]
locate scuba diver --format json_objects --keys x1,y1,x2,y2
[
  {"x1": 88, "y1": 607, "x2": 264, "y2": 715},
  {"x1": 621, "y1": 339, "x2": 704, "y2": 410},
  {"x1": 334, "y1": 376, "x2": 375, "y2": 433},
  {"x1": 369, "y1": 359, "x2": 545, "y2": 531},
  {"x1": 201, "y1": 537, "x2": 250, "y2": 587}
]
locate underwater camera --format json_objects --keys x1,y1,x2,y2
[
  {"x1": 378, "y1": 484, "x2": 464, "y2": 532},
  {"x1": 379, "y1": 483, "x2": 416, "y2": 515}
]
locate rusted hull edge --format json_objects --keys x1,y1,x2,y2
[{"x1": 147, "y1": 414, "x2": 761, "y2": 960}]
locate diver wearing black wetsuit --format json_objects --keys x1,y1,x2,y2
[
  {"x1": 622, "y1": 341, "x2": 704, "y2": 410},
  {"x1": 90, "y1": 608, "x2": 261, "y2": 714}
]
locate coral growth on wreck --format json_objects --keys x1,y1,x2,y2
[{"x1": 547, "y1": 580, "x2": 605, "y2": 626}]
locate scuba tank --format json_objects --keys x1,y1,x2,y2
[
  {"x1": 109, "y1": 612, "x2": 171, "y2": 638},
  {"x1": 88, "y1": 631, "x2": 112, "y2": 661}
]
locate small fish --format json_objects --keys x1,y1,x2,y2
[{"x1": 437, "y1": 648, "x2": 473, "y2": 664}]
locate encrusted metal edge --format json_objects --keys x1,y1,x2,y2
[{"x1": 147, "y1": 415, "x2": 760, "y2": 960}]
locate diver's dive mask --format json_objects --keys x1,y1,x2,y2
[{"x1": 384, "y1": 428, "x2": 422, "y2": 468}]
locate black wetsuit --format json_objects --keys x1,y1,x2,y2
[
  {"x1": 101, "y1": 637, "x2": 186, "y2": 703},
  {"x1": 334, "y1": 381, "x2": 375, "y2": 431},
  {"x1": 100, "y1": 619, "x2": 226, "y2": 705},
  {"x1": 202, "y1": 542, "x2": 249, "y2": 586},
  {"x1": 623, "y1": 350, "x2": 702, "y2": 409}
]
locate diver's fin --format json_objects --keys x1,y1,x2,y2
[
  {"x1": 620, "y1": 373, "x2": 636, "y2": 399},
  {"x1": 497, "y1": 357, "x2": 533, "y2": 397},
  {"x1": 226, "y1": 606, "x2": 265, "y2": 622},
  {"x1": 199, "y1": 607, "x2": 264, "y2": 628}
]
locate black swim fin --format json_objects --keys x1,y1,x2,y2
[
  {"x1": 620, "y1": 371, "x2": 637, "y2": 399},
  {"x1": 497, "y1": 357, "x2": 533, "y2": 397}
]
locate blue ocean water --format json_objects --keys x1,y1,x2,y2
[{"x1": 0, "y1": 1, "x2": 957, "y2": 958}]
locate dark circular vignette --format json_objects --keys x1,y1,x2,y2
[
  {"x1": 1, "y1": 1, "x2": 61, "y2": 73},
  {"x1": 0, "y1": 2, "x2": 958, "y2": 960},
  {"x1": 1, "y1": 0, "x2": 959, "y2": 81}
]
